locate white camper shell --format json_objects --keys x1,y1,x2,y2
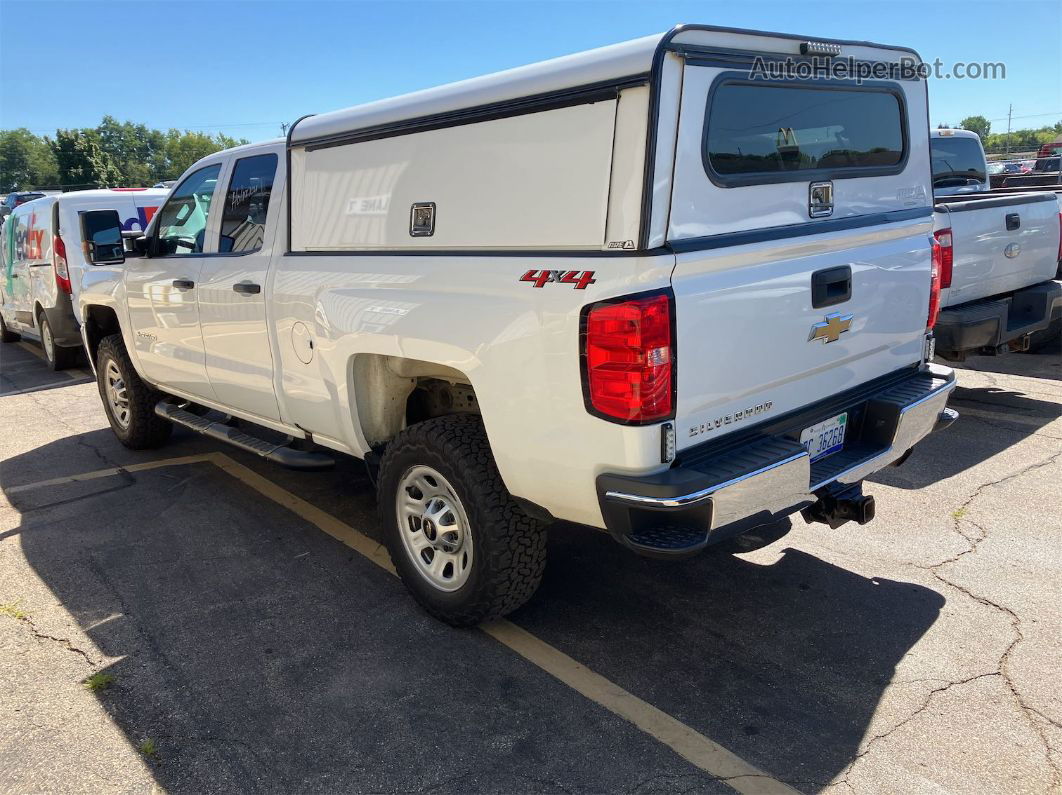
[{"x1": 79, "y1": 26, "x2": 957, "y2": 625}]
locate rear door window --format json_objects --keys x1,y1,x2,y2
[
  {"x1": 705, "y1": 82, "x2": 906, "y2": 185},
  {"x1": 930, "y1": 137, "x2": 987, "y2": 189},
  {"x1": 218, "y1": 154, "x2": 278, "y2": 253}
]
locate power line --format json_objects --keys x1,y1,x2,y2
[{"x1": 986, "y1": 110, "x2": 1062, "y2": 122}]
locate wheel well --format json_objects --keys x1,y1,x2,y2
[
  {"x1": 352, "y1": 354, "x2": 480, "y2": 446},
  {"x1": 82, "y1": 305, "x2": 122, "y2": 366}
]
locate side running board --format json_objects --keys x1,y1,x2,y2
[{"x1": 155, "y1": 402, "x2": 334, "y2": 471}]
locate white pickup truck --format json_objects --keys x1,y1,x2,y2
[
  {"x1": 78, "y1": 25, "x2": 958, "y2": 625},
  {"x1": 929, "y1": 129, "x2": 1062, "y2": 360}
]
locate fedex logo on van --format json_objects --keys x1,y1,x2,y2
[
  {"x1": 124, "y1": 205, "x2": 158, "y2": 232},
  {"x1": 9, "y1": 212, "x2": 46, "y2": 260}
]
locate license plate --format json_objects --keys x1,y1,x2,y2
[{"x1": 800, "y1": 412, "x2": 848, "y2": 462}]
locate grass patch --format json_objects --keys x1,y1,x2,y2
[
  {"x1": 83, "y1": 673, "x2": 115, "y2": 692},
  {"x1": 0, "y1": 600, "x2": 26, "y2": 620},
  {"x1": 137, "y1": 738, "x2": 158, "y2": 758},
  {"x1": 951, "y1": 506, "x2": 968, "y2": 520}
]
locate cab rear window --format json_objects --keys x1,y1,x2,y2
[
  {"x1": 930, "y1": 136, "x2": 987, "y2": 188},
  {"x1": 705, "y1": 82, "x2": 906, "y2": 185}
]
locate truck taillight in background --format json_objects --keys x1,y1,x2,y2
[
  {"x1": 53, "y1": 235, "x2": 71, "y2": 294},
  {"x1": 934, "y1": 229, "x2": 954, "y2": 288},
  {"x1": 929, "y1": 229, "x2": 951, "y2": 329},
  {"x1": 581, "y1": 292, "x2": 674, "y2": 424}
]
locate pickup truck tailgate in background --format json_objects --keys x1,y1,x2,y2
[
  {"x1": 937, "y1": 192, "x2": 1060, "y2": 307},
  {"x1": 670, "y1": 219, "x2": 932, "y2": 451}
]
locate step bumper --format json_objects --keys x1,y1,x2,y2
[
  {"x1": 935, "y1": 279, "x2": 1062, "y2": 358},
  {"x1": 596, "y1": 363, "x2": 957, "y2": 558}
]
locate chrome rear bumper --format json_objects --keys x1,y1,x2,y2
[{"x1": 597, "y1": 363, "x2": 957, "y2": 557}]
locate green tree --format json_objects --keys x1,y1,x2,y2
[
  {"x1": 52, "y1": 129, "x2": 122, "y2": 188},
  {"x1": 96, "y1": 115, "x2": 166, "y2": 185},
  {"x1": 959, "y1": 115, "x2": 991, "y2": 141},
  {"x1": 0, "y1": 128, "x2": 59, "y2": 191},
  {"x1": 158, "y1": 130, "x2": 246, "y2": 179}
]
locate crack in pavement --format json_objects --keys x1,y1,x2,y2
[
  {"x1": 1, "y1": 610, "x2": 96, "y2": 667},
  {"x1": 840, "y1": 448, "x2": 1062, "y2": 790}
]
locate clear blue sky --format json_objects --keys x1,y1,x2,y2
[{"x1": 1, "y1": 0, "x2": 1059, "y2": 141}]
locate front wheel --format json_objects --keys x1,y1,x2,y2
[
  {"x1": 96, "y1": 334, "x2": 172, "y2": 449},
  {"x1": 377, "y1": 414, "x2": 547, "y2": 627}
]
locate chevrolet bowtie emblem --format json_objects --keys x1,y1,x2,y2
[{"x1": 809, "y1": 312, "x2": 854, "y2": 344}]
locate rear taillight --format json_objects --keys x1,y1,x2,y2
[
  {"x1": 53, "y1": 235, "x2": 71, "y2": 294},
  {"x1": 928, "y1": 234, "x2": 944, "y2": 330},
  {"x1": 582, "y1": 292, "x2": 674, "y2": 423},
  {"x1": 934, "y1": 228, "x2": 953, "y2": 289}
]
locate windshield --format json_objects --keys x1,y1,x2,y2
[{"x1": 930, "y1": 137, "x2": 986, "y2": 188}]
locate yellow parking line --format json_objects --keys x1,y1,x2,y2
[
  {"x1": 15, "y1": 340, "x2": 91, "y2": 381},
  {"x1": 4, "y1": 454, "x2": 218, "y2": 495},
  {"x1": 207, "y1": 452, "x2": 797, "y2": 794},
  {"x1": 7, "y1": 450, "x2": 798, "y2": 793}
]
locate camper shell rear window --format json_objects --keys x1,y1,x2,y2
[{"x1": 703, "y1": 77, "x2": 908, "y2": 187}]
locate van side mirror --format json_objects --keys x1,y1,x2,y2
[{"x1": 80, "y1": 209, "x2": 126, "y2": 264}]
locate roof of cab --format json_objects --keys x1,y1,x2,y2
[{"x1": 290, "y1": 25, "x2": 921, "y2": 147}]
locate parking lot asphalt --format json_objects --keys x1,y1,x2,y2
[{"x1": 1, "y1": 338, "x2": 1059, "y2": 794}]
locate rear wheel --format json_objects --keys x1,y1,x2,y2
[
  {"x1": 0, "y1": 314, "x2": 20, "y2": 343},
  {"x1": 38, "y1": 312, "x2": 78, "y2": 371},
  {"x1": 96, "y1": 334, "x2": 172, "y2": 449},
  {"x1": 377, "y1": 414, "x2": 547, "y2": 627}
]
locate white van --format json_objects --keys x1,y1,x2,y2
[{"x1": 0, "y1": 188, "x2": 166, "y2": 369}]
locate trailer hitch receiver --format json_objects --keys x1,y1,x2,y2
[{"x1": 802, "y1": 483, "x2": 876, "y2": 529}]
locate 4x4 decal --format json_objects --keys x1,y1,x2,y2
[{"x1": 520, "y1": 269, "x2": 596, "y2": 290}]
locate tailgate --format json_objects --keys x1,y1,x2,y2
[
  {"x1": 663, "y1": 47, "x2": 934, "y2": 451},
  {"x1": 939, "y1": 192, "x2": 1061, "y2": 306},
  {"x1": 672, "y1": 220, "x2": 931, "y2": 449}
]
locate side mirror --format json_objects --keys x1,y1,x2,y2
[
  {"x1": 80, "y1": 209, "x2": 126, "y2": 264},
  {"x1": 0, "y1": 206, "x2": 10, "y2": 220}
]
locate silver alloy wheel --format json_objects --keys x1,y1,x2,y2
[
  {"x1": 104, "y1": 359, "x2": 131, "y2": 429},
  {"x1": 395, "y1": 465, "x2": 474, "y2": 592},
  {"x1": 41, "y1": 318, "x2": 54, "y2": 363}
]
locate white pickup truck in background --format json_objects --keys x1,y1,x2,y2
[
  {"x1": 76, "y1": 25, "x2": 958, "y2": 625},
  {"x1": 930, "y1": 129, "x2": 1062, "y2": 360}
]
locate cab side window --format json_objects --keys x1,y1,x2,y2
[
  {"x1": 219, "y1": 154, "x2": 278, "y2": 253},
  {"x1": 155, "y1": 164, "x2": 222, "y2": 255}
]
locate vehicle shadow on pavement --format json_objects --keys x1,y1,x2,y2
[
  {"x1": 3, "y1": 430, "x2": 944, "y2": 792},
  {"x1": 870, "y1": 379, "x2": 1061, "y2": 490}
]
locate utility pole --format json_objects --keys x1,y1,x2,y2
[
  {"x1": 1005, "y1": 104, "x2": 1012, "y2": 156},
  {"x1": 280, "y1": 121, "x2": 289, "y2": 138}
]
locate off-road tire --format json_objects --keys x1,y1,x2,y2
[
  {"x1": 38, "y1": 312, "x2": 78, "y2": 371},
  {"x1": 0, "y1": 314, "x2": 20, "y2": 343},
  {"x1": 377, "y1": 414, "x2": 547, "y2": 627},
  {"x1": 96, "y1": 334, "x2": 172, "y2": 449}
]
